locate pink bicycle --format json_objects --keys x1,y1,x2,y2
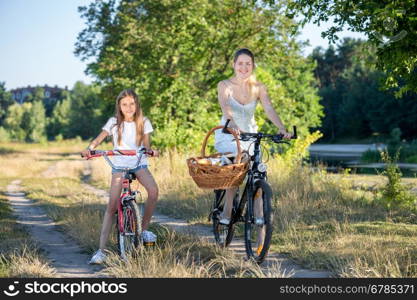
[{"x1": 83, "y1": 148, "x2": 154, "y2": 259}]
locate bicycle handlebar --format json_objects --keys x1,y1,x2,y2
[
  {"x1": 81, "y1": 147, "x2": 155, "y2": 171},
  {"x1": 81, "y1": 148, "x2": 154, "y2": 160},
  {"x1": 221, "y1": 119, "x2": 297, "y2": 143}
]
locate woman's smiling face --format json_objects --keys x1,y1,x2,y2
[{"x1": 233, "y1": 54, "x2": 254, "y2": 80}]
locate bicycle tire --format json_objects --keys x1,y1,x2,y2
[
  {"x1": 244, "y1": 179, "x2": 273, "y2": 264},
  {"x1": 116, "y1": 200, "x2": 142, "y2": 259},
  {"x1": 212, "y1": 190, "x2": 235, "y2": 247}
]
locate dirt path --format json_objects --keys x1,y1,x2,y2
[
  {"x1": 6, "y1": 180, "x2": 104, "y2": 278},
  {"x1": 83, "y1": 183, "x2": 333, "y2": 278}
]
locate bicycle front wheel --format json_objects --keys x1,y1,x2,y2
[
  {"x1": 116, "y1": 200, "x2": 142, "y2": 259},
  {"x1": 244, "y1": 179, "x2": 273, "y2": 264}
]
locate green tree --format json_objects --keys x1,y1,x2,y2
[
  {"x1": 68, "y1": 81, "x2": 103, "y2": 139},
  {"x1": 47, "y1": 95, "x2": 72, "y2": 139},
  {"x1": 26, "y1": 87, "x2": 45, "y2": 103},
  {"x1": 19, "y1": 101, "x2": 47, "y2": 143},
  {"x1": 0, "y1": 82, "x2": 13, "y2": 126},
  {"x1": 312, "y1": 38, "x2": 417, "y2": 142},
  {"x1": 287, "y1": 0, "x2": 417, "y2": 96},
  {"x1": 4, "y1": 103, "x2": 26, "y2": 141},
  {"x1": 75, "y1": 0, "x2": 323, "y2": 150}
]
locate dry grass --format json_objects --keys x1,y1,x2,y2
[
  {"x1": 2, "y1": 141, "x2": 417, "y2": 277},
  {"x1": 101, "y1": 225, "x2": 289, "y2": 278},
  {"x1": 0, "y1": 247, "x2": 56, "y2": 278}
]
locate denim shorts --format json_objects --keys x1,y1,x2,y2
[{"x1": 111, "y1": 165, "x2": 148, "y2": 174}]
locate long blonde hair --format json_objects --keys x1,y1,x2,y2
[
  {"x1": 233, "y1": 48, "x2": 257, "y2": 99},
  {"x1": 114, "y1": 89, "x2": 145, "y2": 146}
]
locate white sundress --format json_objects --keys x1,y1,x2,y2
[{"x1": 214, "y1": 94, "x2": 258, "y2": 155}]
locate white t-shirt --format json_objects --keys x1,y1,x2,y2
[{"x1": 102, "y1": 117, "x2": 153, "y2": 169}]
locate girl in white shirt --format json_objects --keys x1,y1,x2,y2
[{"x1": 81, "y1": 89, "x2": 159, "y2": 264}]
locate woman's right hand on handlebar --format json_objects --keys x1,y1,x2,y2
[{"x1": 278, "y1": 128, "x2": 292, "y2": 139}]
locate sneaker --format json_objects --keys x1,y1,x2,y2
[
  {"x1": 254, "y1": 217, "x2": 264, "y2": 226},
  {"x1": 218, "y1": 212, "x2": 230, "y2": 225},
  {"x1": 219, "y1": 218, "x2": 230, "y2": 225},
  {"x1": 142, "y1": 230, "x2": 157, "y2": 243},
  {"x1": 89, "y1": 249, "x2": 106, "y2": 264}
]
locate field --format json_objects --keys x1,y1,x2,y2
[{"x1": 1, "y1": 141, "x2": 416, "y2": 277}]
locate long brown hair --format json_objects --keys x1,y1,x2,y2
[
  {"x1": 114, "y1": 89, "x2": 145, "y2": 147},
  {"x1": 233, "y1": 48, "x2": 257, "y2": 99}
]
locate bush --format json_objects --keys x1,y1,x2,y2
[
  {"x1": 377, "y1": 150, "x2": 416, "y2": 211},
  {"x1": 55, "y1": 134, "x2": 63, "y2": 142},
  {"x1": 0, "y1": 127, "x2": 10, "y2": 142}
]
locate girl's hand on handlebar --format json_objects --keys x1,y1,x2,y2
[
  {"x1": 147, "y1": 149, "x2": 159, "y2": 157},
  {"x1": 80, "y1": 149, "x2": 91, "y2": 158}
]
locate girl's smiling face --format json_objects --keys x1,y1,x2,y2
[
  {"x1": 233, "y1": 54, "x2": 254, "y2": 80},
  {"x1": 119, "y1": 96, "x2": 136, "y2": 121}
]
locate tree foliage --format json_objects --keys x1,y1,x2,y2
[
  {"x1": 312, "y1": 38, "x2": 417, "y2": 142},
  {"x1": 47, "y1": 95, "x2": 72, "y2": 139},
  {"x1": 4, "y1": 101, "x2": 46, "y2": 143},
  {"x1": 286, "y1": 0, "x2": 417, "y2": 96},
  {"x1": 75, "y1": 0, "x2": 323, "y2": 150},
  {"x1": 0, "y1": 82, "x2": 13, "y2": 127},
  {"x1": 68, "y1": 81, "x2": 104, "y2": 139}
]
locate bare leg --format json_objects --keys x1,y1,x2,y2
[
  {"x1": 135, "y1": 168, "x2": 159, "y2": 231},
  {"x1": 99, "y1": 173, "x2": 123, "y2": 250},
  {"x1": 222, "y1": 187, "x2": 238, "y2": 219}
]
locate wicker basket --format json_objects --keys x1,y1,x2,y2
[{"x1": 186, "y1": 125, "x2": 249, "y2": 189}]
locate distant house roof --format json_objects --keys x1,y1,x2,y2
[{"x1": 11, "y1": 85, "x2": 67, "y2": 104}]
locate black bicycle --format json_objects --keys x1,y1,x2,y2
[{"x1": 210, "y1": 120, "x2": 297, "y2": 264}]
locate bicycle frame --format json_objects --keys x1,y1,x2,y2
[
  {"x1": 117, "y1": 171, "x2": 138, "y2": 235},
  {"x1": 218, "y1": 127, "x2": 296, "y2": 224},
  {"x1": 231, "y1": 137, "x2": 265, "y2": 224}
]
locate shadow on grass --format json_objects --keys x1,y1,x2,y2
[{"x1": 0, "y1": 147, "x2": 22, "y2": 155}]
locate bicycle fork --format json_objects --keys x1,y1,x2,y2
[{"x1": 118, "y1": 177, "x2": 136, "y2": 234}]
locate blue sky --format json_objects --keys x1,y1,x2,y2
[{"x1": 0, "y1": 0, "x2": 366, "y2": 91}]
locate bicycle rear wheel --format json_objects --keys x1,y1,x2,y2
[
  {"x1": 244, "y1": 179, "x2": 273, "y2": 264},
  {"x1": 116, "y1": 200, "x2": 142, "y2": 259},
  {"x1": 212, "y1": 190, "x2": 235, "y2": 247}
]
